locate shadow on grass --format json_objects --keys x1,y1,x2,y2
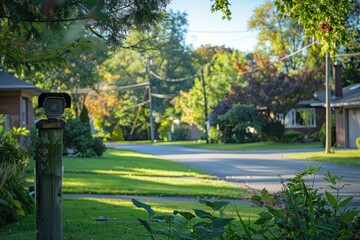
[{"x1": 0, "y1": 198, "x2": 261, "y2": 240}]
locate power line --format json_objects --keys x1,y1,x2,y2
[
  {"x1": 336, "y1": 52, "x2": 360, "y2": 57},
  {"x1": 238, "y1": 42, "x2": 314, "y2": 76},
  {"x1": 151, "y1": 93, "x2": 176, "y2": 99},
  {"x1": 188, "y1": 29, "x2": 255, "y2": 34},
  {"x1": 150, "y1": 71, "x2": 197, "y2": 82}
]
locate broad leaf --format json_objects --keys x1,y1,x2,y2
[{"x1": 132, "y1": 198, "x2": 155, "y2": 216}]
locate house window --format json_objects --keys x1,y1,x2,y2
[
  {"x1": 285, "y1": 108, "x2": 316, "y2": 128},
  {"x1": 21, "y1": 98, "x2": 27, "y2": 126}
]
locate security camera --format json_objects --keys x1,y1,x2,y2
[{"x1": 38, "y1": 93, "x2": 71, "y2": 119}]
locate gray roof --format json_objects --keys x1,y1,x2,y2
[
  {"x1": 309, "y1": 83, "x2": 360, "y2": 108},
  {"x1": 331, "y1": 84, "x2": 360, "y2": 107},
  {"x1": 0, "y1": 72, "x2": 36, "y2": 89}
]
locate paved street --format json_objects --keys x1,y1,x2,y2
[{"x1": 106, "y1": 143, "x2": 360, "y2": 206}]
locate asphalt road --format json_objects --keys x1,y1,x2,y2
[{"x1": 106, "y1": 143, "x2": 360, "y2": 206}]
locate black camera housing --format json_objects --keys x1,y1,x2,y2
[{"x1": 38, "y1": 93, "x2": 71, "y2": 119}]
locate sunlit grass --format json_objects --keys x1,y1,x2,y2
[
  {"x1": 285, "y1": 149, "x2": 360, "y2": 167},
  {"x1": 0, "y1": 198, "x2": 262, "y2": 240},
  {"x1": 26, "y1": 148, "x2": 246, "y2": 198},
  {"x1": 58, "y1": 173, "x2": 243, "y2": 198}
]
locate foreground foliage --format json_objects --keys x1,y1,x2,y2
[
  {"x1": 0, "y1": 116, "x2": 34, "y2": 227},
  {"x1": 134, "y1": 166, "x2": 360, "y2": 239}
]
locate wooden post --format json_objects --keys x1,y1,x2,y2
[
  {"x1": 201, "y1": 68, "x2": 209, "y2": 144},
  {"x1": 35, "y1": 119, "x2": 65, "y2": 240},
  {"x1": 146, "y1": 57, "x2": 155, "y2": 142},
  {"x1": 325, "y1": 52, "x2": 332, "y2": 153}
]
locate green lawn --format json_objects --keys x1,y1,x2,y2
[
  {"x1": 285, "y1": 149, "x2": 360, "y2": 167},
  {"x1": 0, "y1": 198, "x2": 262, "y2": 240},
  {"x1": 2, "y1": 148, "x2": 258, "y2": 239},
  {"x1": 179, "y1": 141, "x2": 322, "y2": 151},
  {"x1": 26, "y1": 149, "x2": 246, "y2": 198}
]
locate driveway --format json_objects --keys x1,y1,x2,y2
[{"x1": 106, "y1": 143, "x2": 360, "y2": 206}]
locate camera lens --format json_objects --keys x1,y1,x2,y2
[
  {"x1": 44, "y1": 97, "x2": 65, "y2": 119},
  {"x1": 48, "y1": 102, "x2": 59, "y2": 112}
]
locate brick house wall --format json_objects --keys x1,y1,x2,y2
[
  {"x1": 335, "y1": 108, "x2": 345, "y2": 147},
  {"x1": 0, "y1": 90, "x2": 36, "y2": 129}
]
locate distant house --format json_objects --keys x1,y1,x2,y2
[
  {"x1": 0, "y1": 72, "x2": 42, "y2": 130},
  {"x1": 300, "y1": 65, "x2": 360, "y2": 148},
  {"x1": 331, "y1": 83, "x2": 360, "y2": 148},
  {"x1": 284, "y1": 97, "x2": 326, "y2": 136}
]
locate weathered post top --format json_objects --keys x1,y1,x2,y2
[{"x1": 36, "y1": 119, "x2": 65, "y2": 129}]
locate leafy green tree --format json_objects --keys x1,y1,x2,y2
[
  {"x1": 215, "y1": 103, "x2": 262, "y2": 143},
  {"x1": 174, "y1": 48, "x2": 248, "y2": 130},
  {"x1": 94, "y1": 11, "x2": 196, "y2": 139},
  {"x1": 211, "y1": 0, "x2": 356, "y2": 55},
  {"x1": 0, "y1": 0, "x2": 170, "y2": 73},
  {"x1": 248, "y1": 1, "x2": 320, "y2": 73},
  {"x1": 340, "y1": 0, "x2": 360, "y2": 85}
]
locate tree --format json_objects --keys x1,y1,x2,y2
[
  {"x1": 211, "y1": 0, "x2": 356, "y2": 55},
  {"x1": 340, "y1": 0, "x2": 360, "y2": 85},
  {"x1": 212, "y1": 59, "x2": 324, "y2": 124},
  {"x1": 248, "y1": 1, "x2": 320, "y2": 73},
  {"x1": 173, "y1": 47, "x2": 248, "y2": 130},
  {"x1": 215, "y1": 103, "x2": 262, "y2": 143},
  {"x1": 0, "y1": 0, "x2": 170, "y2": 73},
  {"x1": 92, "y1": 11, "x2": 196, "y2": 139}
]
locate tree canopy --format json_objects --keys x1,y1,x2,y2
[
  {"x1": 211, "y1": 0, "x2": 357, "y2": 55},
  {"x1": 0, "y1": 0, "x2": 170, "y2": 73}
]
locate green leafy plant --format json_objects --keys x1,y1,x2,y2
[
  {"x1": 133, "y1": 166, "x2": 360, "y2": 239},
  {"x1": 64, "y1": 117, "x2": 106, "y2": 157},
  {"x1": 0, "y1": 116, "x2": 34, "y2": 227},
  {"x1": 281, "y1": 131, "x2": 304, "y2": 143},
  {"x1": 261, "y1": 120, "x2": 285, "y2": 142},
  {"x1": 133, "y1": 198, "x2": 237, "y2": 240},
  {"x1": 356, "y1": 137, "x2": 360, "y2": 149},
  {"x1": 216, "y1": 104, "x2": 262, "y2": 143}
]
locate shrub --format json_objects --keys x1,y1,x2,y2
[
  {"x1": 110, "y1": 126, "x2": 124, "y2": 141},
  {"x1": 64, "y1": 118, "x2": 106, "y2": 157},
  {"x1": 158, "y1": 120, "x2": 171, "y2": 141},
  {"x1": 92, "y1": 138, "x2": 106, "y2": 157},
  {"x1": 0, "y1": 117, "x2": 34, "y2": 227},
  {"x1": 216, "y1": 104, "x2": 262, "y2": 143},
  {"x1": 310, "y1": 131, "x2": 320, "y2": 141},
  {"x1": 133, "y1": 166, "x2": 360, "y2": 239},
  {"x1": 356, "y1": 137, "x2": 360, "y2": 149},
  {"x1": 281, "y1": 131, "x2": 304, "y2": 143},
  {"x1": 172, "y1": 124, "x2": 189, "y2": 141},
  {"x1": 209, "y1": 126, "x2": 220, "y2": 143},
  {"x1": 261, "y1": 120, "x2": 285, "y2": 141},
  {"x1": 319, "y1": 116, "x2": 336, "y2": 147}
]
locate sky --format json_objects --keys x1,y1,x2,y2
[{"x1": 166, "y1": 0, "x2": 270, "y2": 52}]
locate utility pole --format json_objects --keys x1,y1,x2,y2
[
  {"x1": 146, "y1": 57, "x2": 155, "y2": 142},
  {"x1": 325, "y1": 52, "x2": 332, "y2": 153},
  {"x1": 201, "y1": 68, "x2": 209, "y2": 144}
]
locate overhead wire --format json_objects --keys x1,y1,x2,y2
[{"x1": 150, "y1": 71, "x2": 196, "y2": 82}]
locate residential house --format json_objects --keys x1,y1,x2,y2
[
  {"x1": 330, "y1": 65, "x2": 360, "y2": 148},
  {"x1": 284, "y1": 97, "x2": 326, "y2": 136},
  {"x1": 0, "y1": 72, "x2": 42, "y2": 130}
]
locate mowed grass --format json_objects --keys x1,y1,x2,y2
[
  {"x1": 26, "y1": 148, "x2": 246, "y2": 198},
  {"x1": 180, "y1": 141, "x2": 322, "y2": 151},
  {"x1": 285, "y1": 149, "x2": 360, "y2": 167},
  {"x1": 0, "y1": 198, "x2": 262, "y2": 240}
]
